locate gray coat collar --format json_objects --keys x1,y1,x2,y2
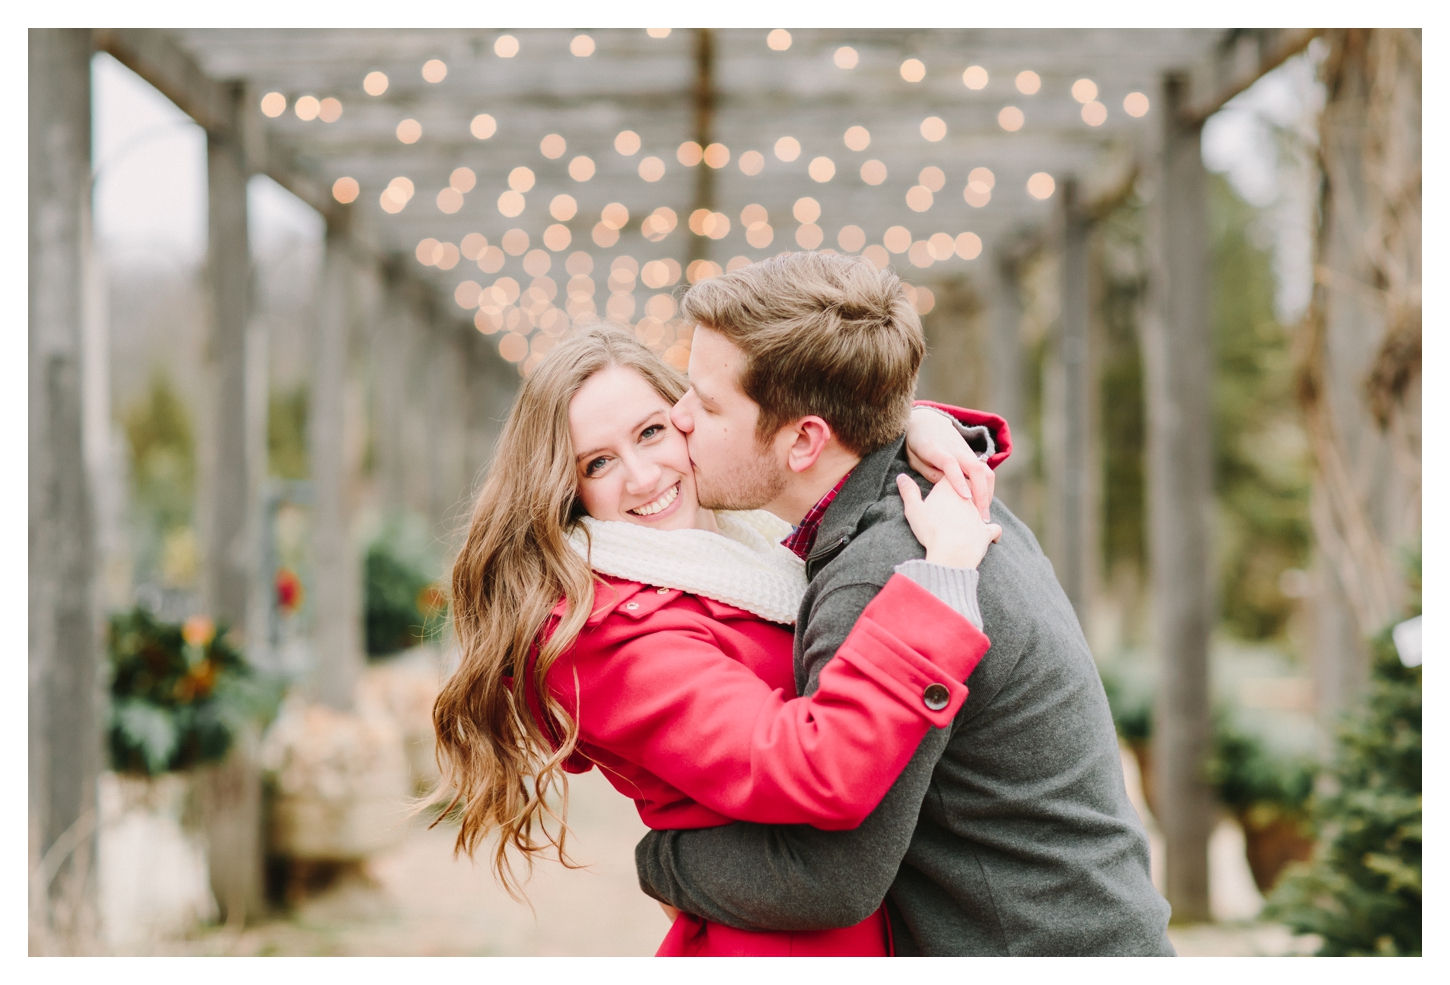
[{"x1": 805, "y1": 436, "x2": 909, "y2": 578}]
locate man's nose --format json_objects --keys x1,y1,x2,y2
[{"x1": 671, "y1": 394, "x2": 695, "y2": 433}]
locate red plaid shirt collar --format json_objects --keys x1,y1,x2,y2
[{"x1": 781, "y1": 471, "x2": 854, "y2": 560}]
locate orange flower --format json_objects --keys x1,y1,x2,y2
[
  {"x1": 182, "y1": 615, "x2": 216, "y2": 648},
  {"x1": 174, "y1": 659, "x2": 217, "y2": 701}
]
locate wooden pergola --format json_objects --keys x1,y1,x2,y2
[{"x1": 31, "y1": 26, "x2": 1328, "y2": 941}]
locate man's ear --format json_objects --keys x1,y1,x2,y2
[{"x1": 780, "y1": 416, "x2": 834, "y2": 475}]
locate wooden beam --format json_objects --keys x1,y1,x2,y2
[{"x1": 1181, "y1": 28, "x2": 1322, "y2": 126}]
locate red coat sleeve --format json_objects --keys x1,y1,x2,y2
[
  {"x1": 912, "y1": 399, "x2": 1012, "y2": 471},
  {"x1": 548, "y1": 575, "x2": 989, "y2": 830}
]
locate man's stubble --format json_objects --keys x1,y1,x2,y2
[{"x1": 692, "y1": 441, "x2": 788, "y2": 513}]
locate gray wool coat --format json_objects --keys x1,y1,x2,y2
[{"x1": 634, "y1": 435, "x2": 1175, "y2": 956}]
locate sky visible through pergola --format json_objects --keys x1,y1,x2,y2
[{"x1": 94, "y1": 28, "x2": 1316, "y2": 375}]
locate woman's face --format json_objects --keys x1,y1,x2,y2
[{"x1": 569, "y1": 364, "x2": 703, "y2": 531}]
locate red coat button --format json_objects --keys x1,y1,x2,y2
[{"x1": 923, "y1": 683, "x2": 950, "y2": 712}]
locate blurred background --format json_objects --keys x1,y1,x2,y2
[{"x1": 29, "y1": 28, "x2": 1420, "y2": 956}]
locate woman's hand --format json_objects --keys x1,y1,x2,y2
[
  {"x1": 659, "y1": 901, "x2": 681, "y2": 923},
  {"x1": 897, "y1": 462, "x2": 1002, "y2": 569},
  {"x1": 906, "y1": 407, "x2": 994, "y2": 523}
]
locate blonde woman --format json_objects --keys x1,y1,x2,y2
[{"x1": 431, "y1": 328, "x2": 1003, "y2": 956}]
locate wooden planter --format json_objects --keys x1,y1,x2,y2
[{"x1": 261, "y1": 699, "x2": 411, "y2": 862}]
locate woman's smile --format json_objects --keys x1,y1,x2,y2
[{"x1": 628, "y1": 482, "x2": 680, "y2": 519}]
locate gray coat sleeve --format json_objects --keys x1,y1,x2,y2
[{"x1": 634, "y1": 580, "x2": 952, "y2": 931}]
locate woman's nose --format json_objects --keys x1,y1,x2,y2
[{"x1": 622, "y1": 453, "x2": 662, "y2": 492}]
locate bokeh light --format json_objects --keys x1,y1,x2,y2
[
  {"x1": 1082, "y1": 101, "x2": 1107, "y2": 126},
  {"x1": 906, "y1": 186, "x2": 934, "y2": 212},
  {"x1": 704, "y1": 143, "x2": 731, "y2": 168},
  {"x1": 1072, "y1": 78, "x2": 1099, "y2": 103},
  {"x1": 774, "y1": 136, "x2": 801, "y2": 162},
  {"x1": 524, "y1": 249, "x2": 552, "y2": 277},
  {"x1": 796, "y1": 224, "x2": 824, "y2": 249},
  {"x1": 396, "y1": 118, "x2": 422, "y2": 143},
  {"x1": 416, "y1": 238, "x2": 440, "y2": 265},
  {"x1": 495, "y1": 35, "x2": 519, "y2": 58},
  {"x1": 498, "y1": 190, "x2": 525, "y2": 217},
  {"x1": 767, "y1": 29, "x2": 792, "y2": 51},
  {"x1": 295, "y1": 96, "x2": 320, "y2": 121},
  {"x1": 638, "y1": 156, "x2": 666, "y2": 181},
  {"x1": 1027, "y1": 172, "x2": 1056, "y2": 199},
  {"x1": 363, "y1": 71, "x2": 388, "y2": 96},
  {"x1": 883, "y1": 226, "x2": 912, "y2": 253},
  {"x1": 909, "y1": 241, "x2": 933, "y2": 268},
  {"x1": 928, "y1": 232, "x2": 956, "y2": 261},
  {"x1": 808, "y1": 157, "x2": 836, "y2": 182},
  {"x1": 550, "y1": 194, "x2": 578, "y2": 221},
  {"x1": 918, "y1": 166, "x2": 945, "y2": 192},
  {"x1": 1015, "y1": 70, "x2": 1041, "y2": 94},
  {"x1": 739, "y1": 150, "x2": 765, "y2": 175},
  {"x1": 543, "y1": 224, "x2": 572, "y2": 251},
  {"x1": 860, "y1": 159, "x2": 888, "y2": 185},
  {"x1": 834, "y1": 47, "x2": 859, "y2": 69},
  {"x1": 837, "y1": 225, "x2": 866, "y2": 252},
  {"x1": 437, "y1": 188, "x2": 464, "y2": 213},
  {"x1": 540, "y1": 134, "x2": 567, "y2": 159},
  {"x1": 471, "y1": 114, "x2": 497, "y2": 139},
  {"x1": 450, "y1": 167, "x2": 476, "y2": 193},
  {"x1": 962, "y1": 65, "x2": 988, "y2": 90},
  {"x1": 331, "y1": 176, "x2": 359, "y2": 203},
  {"x1": 955, "y1": 232, "x2": 983, "y2": 260},
  {"x1": 569, "y1": 156, "x2": 595, "y2": 181},
  {"x1": 502, "y1": 230, "x2": 530, "y2": 255},
  {"x1": 455, "y1": 280, "x2": 482, "y2": 308},
  {"x1": 863, "y1": 244, "x2": 889, "y2": 268},
  {"x1": 260, "y1": 92, "x2": 286, "y2": 117},
  {"x1": 998, "y1": 106, "x2": 1025, "y2": 131},
  {"x1": 920, "y1": 117, "x2": 947, "y2": 142},
  {"x1": 477, "y1": 246, "x2": 505, "y2": 273},
  {"x1": 1124, "y1": 91, "x2": 1150, "y2": 117},
  {"x1": 592, "y1": 222, "x2": 619, "y2": 247},
  {"x1": 422, "y1": 59, "x2": 447, "y2": 83},
  {"x1": 844, "y1": 125, "x2": 871, "y2": 151},
  {"x1": 319, "y1": 98, "x2": 343, "y2": 122},
  {"x1": 900, "y1": 58, "x2": 926, "y2": 83},
  {"x1": 615, "y1": 130, "x2": 641, "y2": 155},
  {"x1": 601, "y1": 202, "x2": 629, "y2": 230},
  {"x1": 571, "y1": 35, "x2": 595, "y2": 57},
  {"x1": 509, "y1": 167, "x2": 536, "y2": 193},
  {"x1": 646, "y1": 28, "x2": 671, "y2": 38},
  {"x1": 677, "y1": 141, "x2": 703, "y2": 166},
  {"x1": 792, "y1": 197, "x2": 821, "y2": 223},
  {"x1": 461, "y1": 233, "x2": 487, "y2": 259}
]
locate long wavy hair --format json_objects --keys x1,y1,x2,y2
[{"x1": 427, "y1": 327, "x2": 687, "y2": 897}]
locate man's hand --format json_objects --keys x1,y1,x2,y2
[{"x1": 906, "y1": 407, "x2": 994, "y2": 523}]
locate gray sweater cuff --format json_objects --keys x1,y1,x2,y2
[
  {"x1": 893, "y1": 559, "x2": 984, "y2": 629},
  {"x1": 921, "y1": 406, "x2": 996, "y2": 461}
]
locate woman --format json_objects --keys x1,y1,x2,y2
[{"x1": 430, "y1": 328, "x2": 1003, "y2": 956}]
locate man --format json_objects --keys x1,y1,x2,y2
[{"x1": 635, "y1": 251, "x2": 1174, "y2": 955}]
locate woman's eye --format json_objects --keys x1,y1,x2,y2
[
  {"x1": 640, "y1": 424, "x2": 665, "y2": 440},
  {"x1": 585, "y1": 457, "x2": 609, "y2": 476}
]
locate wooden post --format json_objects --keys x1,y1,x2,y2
[
  {"x1": 1056, "y1": 179, "x2": 1095, "y2": 630},
  {"x1": 29, "y1": 28, "x2": 101, "y2": 952},
  {"x1": 986, "y1": 253, "x2": 1029, "y2": 514},
  {"x1": 687, "y1": 28, "x2": 716, "y2": 266},
  {"x1": 309, "y1": 214, "x2": 364, "y2": 709},
  {"x1": 1142, "y1": 73, "x2": 1215, "y2": 923}
]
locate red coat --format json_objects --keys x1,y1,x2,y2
[{"x1": 534, "y1": 574, "x2": 989, "y2": 955}]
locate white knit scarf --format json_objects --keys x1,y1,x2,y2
[{"x1": 567, "y1": 510, "x2": 807, "y2": 625}]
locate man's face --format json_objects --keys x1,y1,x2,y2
[{"x1": 670, "y1": 326, "x2": 788, "y2": 512}]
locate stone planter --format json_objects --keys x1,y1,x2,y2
[
  {"x1": 1238, "y1": 804, "x2": 1315, "y2": 893},
  {"x1": 261, "y1": 698, "x2": 411, "y2": 861},
  {"x1": 97, "y1": 771, "x2": 217, "y2": 951}
]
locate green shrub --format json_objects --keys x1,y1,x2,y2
[
  {"x1": 107, "y1": 608, "x2": 284, "y2": 776},
  {"x1": 1265, "y1": 624, "x2": 1422, "y2": 954},
  {"x1": 364, "y1": 524, "x2": 447, "y2": 658}
]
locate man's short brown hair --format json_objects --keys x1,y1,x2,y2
[{"x1": 679, "y1": 251, "x2": 924, "y2": 454}]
